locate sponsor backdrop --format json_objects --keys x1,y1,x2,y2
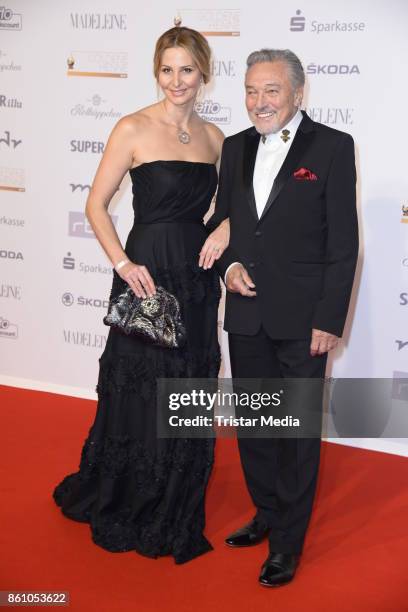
[{"x1": 1, "y1": 1, "x2": 407, "y2": 456}]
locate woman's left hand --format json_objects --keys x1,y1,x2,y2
[{"x1": 199, "y1": 218, "x2": 230, "y2": 270}]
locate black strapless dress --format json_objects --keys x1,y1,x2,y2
[{"x1": 53, "y1": 161, "x2": 221, "y2": 564}]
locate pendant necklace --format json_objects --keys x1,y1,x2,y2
[
  {"x1": 178, "y1": 130, "x2": 191, "y2": 144},
  {"x1": 162, "y1": 101, "x2": 191, "y2": 145}
]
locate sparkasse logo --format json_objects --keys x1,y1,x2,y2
[{"x1": 289, "y1": 9, "x2": 366, "y2": 34}]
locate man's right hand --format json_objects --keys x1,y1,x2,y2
[{"x1": 226, "y1": 263, "x2": 257, "y2": 297}]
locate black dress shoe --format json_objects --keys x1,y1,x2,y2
[
  {"x1": 259, "y1": 552, "x2": 300, "y2": 587},
  {"x1": 225, "y1": 519, "x2": 270, "y2": 547}
]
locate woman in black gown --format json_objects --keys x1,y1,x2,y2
[{"x1": 53, "y1": 26, "x2": 228, "y2": 564}]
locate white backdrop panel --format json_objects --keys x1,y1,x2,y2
[{"x1": 1, "y1": 0, "x2": 407, "y2": 455}]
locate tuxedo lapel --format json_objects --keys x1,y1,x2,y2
[
  {"x1": 243, "y1": 128, "x2": 260, "y2": 222},
  {"x1": 259, "y1": 113, "x2": 316, "y2": 222}
]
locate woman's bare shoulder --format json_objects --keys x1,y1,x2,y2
[
  {"x1": 113, "y1": 103, "x2": 161, "y2": 136},
  {"x1": 203, "y1": 121, "x2": 225, "y2": 157}
]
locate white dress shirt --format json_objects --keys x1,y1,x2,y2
[{"x1": 224, "y1": 109, "x2": 304, "y2": 283}]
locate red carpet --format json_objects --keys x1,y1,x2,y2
[{"x1": 1, "y1": 385, "x2": 407, "y2": 611}]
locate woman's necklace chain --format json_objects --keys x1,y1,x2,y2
[{"x1": 162, "y1": 101, "x2": 191, "y2": 145}]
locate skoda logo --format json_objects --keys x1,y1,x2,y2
[{"x1": 62, "y1": 292, "x2": 74, "y2": 306}]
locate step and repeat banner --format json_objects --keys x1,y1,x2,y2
[{"x1": 1, "y1": 0, "x2": 407, "y2": 455}]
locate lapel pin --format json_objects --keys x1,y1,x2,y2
[{"x1": 281, "y1": 129, "x2": 290, "y2": 143}]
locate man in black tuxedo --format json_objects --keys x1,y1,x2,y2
[{"x1": 204, "y1": 49, "x2": 358, "y2": 587}]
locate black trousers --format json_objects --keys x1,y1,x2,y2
[{"x1": 228, "y1": 326, "x2": 327, "y2": 555}]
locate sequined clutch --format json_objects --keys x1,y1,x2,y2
[{"x1": 103, "y1": 285, "x2": 186, "y2": 349}]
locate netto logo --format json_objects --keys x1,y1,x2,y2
[
  {"x1": 0, "y1": 249, "x2": 23, "y2": 260},
  {"x1": 0, "y1": 7, "x2": 12, "y2": 20},
  {"x1": 63, "y1": 252, "x2": 75, "y2": 270},
  {"x1": 307, "y1": 64, "x2": 360, "y2": 75},
  {"x1": 0, "y1": 316, "x2": 18, "y2": 339},
  {"x1": 70, "y1": 183, "x2": 91, "y2": 192},
  {"x1": 195, "y1": 99, "x2": 231, "y2": 125},
  {"x1": 62, "y1": 292, "x2": 74, "y2": 306},
  {"x1": 290, "y1": 9, "x2": 305, "y2": 32},
  {"x1": 0, "y1": 130, "x2": 22, "y2": 148},
  {"x1": 70, "y1": 140, "x2": 104, "y2": 154},
  {"x1": 400, "y1": 292, "x2": 408, "y2": 306},
  {"x1": 0, "y1": 7, "x2": 22, "y2": 31},
  {"x1": 396, "y1": 340, "x2": 408, "y2": 351}
]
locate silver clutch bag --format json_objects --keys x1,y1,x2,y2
[{"x1": 103, "y1": 285, "x2": 186, "y2": 349}]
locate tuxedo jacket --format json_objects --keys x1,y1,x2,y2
[{"x1": 206, "y1": 111, "x2": 359, "y2": 339}]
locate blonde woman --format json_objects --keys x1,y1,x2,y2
[{"x1": 53, "y1": 26, "x2": 228, "y2": 564}]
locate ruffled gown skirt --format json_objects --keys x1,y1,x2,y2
[{"x1": 53, "y1": 212, "x2": 221, "y2": 564}]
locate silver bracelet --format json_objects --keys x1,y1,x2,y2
[{"x1": 114, "y1": 258, "x2": 130, "y2": 271}]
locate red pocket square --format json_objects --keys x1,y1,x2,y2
[{"x1": 293, "y1": 167, "x2": 318, "y2": 181}]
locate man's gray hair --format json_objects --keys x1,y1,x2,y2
[{"x1": 246, "y1": 49, "x2": 305, "y2": 90}]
